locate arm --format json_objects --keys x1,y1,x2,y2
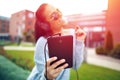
[
  {"x1": 27, "y1": 66, "x2": 46, "y2": 80},
  {"x1": 73, "y1": 26, "x2": 86, "y2": 69},
  {"x1": 73, "y1": 40, "x2": 85, "y2": 69},
  {"x1": 27, "y1": 37, "x2": 47, "y2": 80}
]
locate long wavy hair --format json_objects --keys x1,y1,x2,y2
[{"x1": 35, "y1": 3, "x2": 53, "y2": 42}]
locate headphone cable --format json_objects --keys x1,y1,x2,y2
[
  {"x1": 75, "y1": 69, "x2": 80, "y2": 80},
  {"x1": 44, "y1": 41, "x2": 48, "y2": 80}
]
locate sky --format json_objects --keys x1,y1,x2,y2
[{"x1": 0, "y1": 0, "x2": 108, "y2": 18}]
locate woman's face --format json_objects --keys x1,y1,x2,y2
[{"x1": 44, "y1": 4, "x2": 66, "y2": 34}]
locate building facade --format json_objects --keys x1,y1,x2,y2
[
  {"x1": 0, "y1": 16, "x2": 10, "y2": 41},
  {"x1": 66, "y1": 11, "x2": 106, "y2": 48},
  {"x1": 10, "y1": 10, "x2": 35, "y2": 41},
  {"x1": 106, "y1": 0, "x2": 120, "y2": 45}
]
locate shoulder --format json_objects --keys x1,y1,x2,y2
[
  {"x1": 38, "y1": 37, "x2": 46, "y2": 42},
  {"x1": 36, "y1": 37, "x2": 47, "y2": 46}
]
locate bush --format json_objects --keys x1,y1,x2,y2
[
  {"x1": 5, "y1": 50, "x2": 34, "y2": 71},
  {"x1": 110, "y1": 43, "x2": 120, "y2": 59},
  {"x1": 96, "y1": 43, "x2": 120, "y2": 59},
  {"x1": 96, "y1": 46, "x2": 108, "y2": 55},
  {"x1": 0, "y1": 55, "x2": 30, "y2": 80},
  {"x1": 0, "y1": 46, "x2": 6, "y2": 55},
  {"x1": 104, "y1": 30, "x2": 113, "y2": 51},
  {"x1": 96, "y1": 30, "x2": 114, "y2": 56}
]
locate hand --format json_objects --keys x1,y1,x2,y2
[
  {"x1": 75, "y1": 26, "x2": 86, "y2": 41},
  {"x1": 45, "y1": 57, "x2": 68, "y2": 80}
]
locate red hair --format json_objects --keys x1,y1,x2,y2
[
  {"x1": 36, "y1": 3, "x2": 47, "y2": 22},
  {"x1": 34, "y1": 3, "x2": 53, "y2": 42}
]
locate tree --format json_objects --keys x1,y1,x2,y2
[{"x1": 104, "y1": 30, "x2": 113, "y2": 51}]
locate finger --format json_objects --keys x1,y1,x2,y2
[
  {"x1": 54, "y1": 63, "x2": 68, "y2": 74},
  {"x1": 76, "y1": 32, "x2": 84, "y2": 36},
  {"x1": 51, "y1": 59, "x2": 66, "y2": 69},
  {"x1": 47, "y1": 57, "x2": 57, "y2": 67},
  {"x1": 75, "y1": 25, "x2": 79, "y2": 31},
  {"x1": 76, "y1": 28, "x2": 85, "y2": 35}
]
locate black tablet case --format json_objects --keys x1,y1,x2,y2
[{"x1": 47, "y1": 35, "x2": 73, "y2": 68}]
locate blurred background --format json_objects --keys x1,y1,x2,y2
[{"x1": 0, "y1": 0, "x2": 120, "y2": 80}]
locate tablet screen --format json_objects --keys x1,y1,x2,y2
[{"x1": 47, "y1": 35, "x2": 73, "y2": 68}]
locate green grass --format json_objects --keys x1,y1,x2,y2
[
  {"x1": 5, "y1": 50, "x2": 34, "y2": 70},
  {"x1": 3, "y1": 50, "x2": 120, "y2": 80},
  {"x1": 70, "y1": 63, "x2": 120, "y2": 80},
  {"x1": 6, "y1": 50, "x2": 34, "y2": 60}
]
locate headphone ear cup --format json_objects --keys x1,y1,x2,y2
[
  {"x1": 36, "y1": 20, "x2": 50, "y2": 31},
  {"x1": 40, "y1": 22, "x2": 50, "y2": 31}
]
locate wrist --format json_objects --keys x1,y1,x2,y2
[{"x1": 44, "y1": 73, "x2": 53, "y2": 80}]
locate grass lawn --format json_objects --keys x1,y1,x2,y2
[
  {"x1": 6, "y1": 50, "x2": 34, "y2": 61},
  {"x1": 70, "y1": 63, "x2": 120, "y2": 80},
  {"x1": 5, "y1": 50, "x2": 34, "y2": 70},
  {"x1": 4, "y1": 50, "x2": 120, "y2": 80}
]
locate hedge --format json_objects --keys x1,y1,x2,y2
[{"x1": 0, "y1": 55, "x2": 30, "y2": 80}]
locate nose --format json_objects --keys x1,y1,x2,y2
[
  {"x1": 62, "y1": 17, "x2": 68, "y2": 24},
  {"x1": 60, "y1": 17, "x2": 68, "y2": 25}
]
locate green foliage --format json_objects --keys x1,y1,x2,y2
[
  {"x1": 0, "y1": 55, "x2": 30, "y2": 80},
  {"x1": 0, "y1": 46, "x2": 6, "y2": 55},
  {"x1": 5, "y1": 50, "x2": 34, "y2": 70},
  {"x1": 23, "y1": 30, "x2": 35, "y2": 43},
  {"x1": 0, "y1": 41, "x2": 11, "y2": 46},
  {"x1": 96, "y1": 30, "x2": 114, "y2": 56},
  {"x1": 104, "y1": 30, "x2": 113, "y2": 51},
  {"x1": 96, "y1": 43, "x2": 120, "y2": 59},
  {"x1": 110, "y1": 43, "x2": 120, "y2": 59}
]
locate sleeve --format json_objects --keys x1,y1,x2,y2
[
  {"x1": 27, "y1": 37, "x2": 48, "y2": 80},
  {"x1": 27, "y1": 66, "x2": 46, "y2": 80},
  {"x1": 72, "y1": 40, "x2": 85, "y2": 69}
]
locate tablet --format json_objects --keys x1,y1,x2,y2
[{"x1": 47, "y1": 35, "x2": 73, "y2": 68}]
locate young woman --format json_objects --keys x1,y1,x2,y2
[{"x1": 27, "y1": 3, "x2": 86, "y2": 80}]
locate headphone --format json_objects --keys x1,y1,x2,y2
[{"x1": 36, "y1": 19, "x2": 50, "y2": 32}]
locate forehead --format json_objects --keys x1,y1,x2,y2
[{"x1": 44, "y1": 4, "x2": 57, "y2": 17}]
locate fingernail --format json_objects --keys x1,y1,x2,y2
[
  {"x1": 65, "y1": 63, "x2": 68, "y2": 66},
  {"x1": 61, "y1": 59, "x2": 65, "y2": 62},
  {"x1": 54, "y1": 57, "x2": 57, "y2": 59}
]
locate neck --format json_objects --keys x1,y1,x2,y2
[{"x1": 53, "y1": 28, "x2": 63, "y2": 35}]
